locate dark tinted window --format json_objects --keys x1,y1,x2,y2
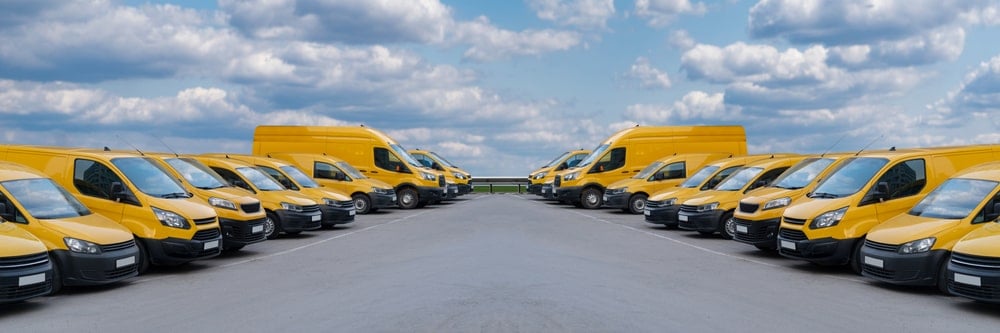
[{"x1": 74, "y1": 159, "x2": 127, "y2": 200}]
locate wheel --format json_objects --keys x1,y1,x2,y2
[
  {"x1": 264, "y1": 212, "x2": 281, "y2": 240},
  {"x1": 135, "y1": 237, "x2": 151, "y2": 275},
  {"x1": 849, "y1": 237, "x2": 865, "y2": 275},
  {"x1": 720, "y1": 213, "x2": 736, "y2": 240},
  {"x1": 397, "y1": 188, "x2": 420, "y2": 209},
  {"x1": 627, "y1": 194, "x2": 648, "y2": 215},
  {"x1": 580, "y1": 188, "x2": 603, "y2": 209},
  {"x1": 352, "y1": 193, "x2": 372, "y2": 214},
  {"x1": 50, "y1": 255, "x2": 63, "y2": 294},
  {"x1": 937, "y1": 253, "x2": 951, "y2": 295}
]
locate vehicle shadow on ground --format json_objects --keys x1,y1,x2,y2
[{"x1": 0, "y1": 298, "x2": 47, "y2": 316}]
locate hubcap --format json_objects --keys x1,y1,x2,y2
[
  {"x1": 724, "y1": 217, "x2": 736, "y2": 237},
  {"x1": 264, "y1": 217, "x2": 275, "y2": 237},
  {"x1": 355, "y1": 198, "x2": 367, "y2": 212},
  {"x1": 586, "y1": 192, "x2": 599, "y2": 205},
  {"x1": 401, "y1": 193, "x2": 415, "y2": 205},
  {"x1": 632, "y1": 199, "x2": 645, "y2": 212}
]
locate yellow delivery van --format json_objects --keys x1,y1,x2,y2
[
  {"x1": 253, "y1": 125, "x2": 446, "y2": 209},
  {"x1": 947, "y1": 217, "x2": 1000, "y2": 303},
  {"x1": 149, "y1": 153, "x2": 267, "y2": 251},
  {"x1": 778, "y1": 145, "x2": 1000, "y2": 273},
  {"x1": 678, "y1": 155, "x2": 804, "y2": 239},
  {"x1": 528, "y1": 149, "x2": 590, "y2": 197},
  {"x1": 263, "y1": 152, "x2": 396, "y2": 214},
  {"x1": 733, "y1": 154, "x2": 849, "y2": 250},
  {"x1": 0, "y1": 145, "x2": 222, "y2": 273},
  {"x1": 0, "y1": 218, "x2": 52, "y2": 302},
  {"x1": 861, "y1": 161, "x2": 1000, "y2": 293},
  {"x1": 194, "y1": 156, "x2": 322, "y2": 239},
  {"x1": 603, "y1": 152, "x2": 733, "y2": 214},
  {"x1": 554, "y1": 125, "x2": 747, "y2": 209},
  {"x1": 207, "y1": 154, "x2": 356, "y2": 227},
  {"x1": 644, "y1": 155, "x2": 776, "y2": 228},
  {"x1": 409, "y1": 149, "x2": 472, "y2": 197},
  {"x1": 0, "y1": 161, "x2": 139, "y2": 292}
]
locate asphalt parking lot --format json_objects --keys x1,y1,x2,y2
[{"x1": 2, "y1": 194, "x2": 999, "y2": 332}]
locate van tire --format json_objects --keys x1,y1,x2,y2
[
  {"x1": 581, "y1": 188, "x2": 603, "y2": 209},
  {"x1": 937, "y1": 254, "x2": 951, "y2": 295},
  {"x1": 352, "y1": 193, "x2": 372, "y2": 214},
  {"x1": 627, "y1": 194, "x2": 647, "y2": 214},
  {"x1": 849, "y1": 237, "x2": 865, "y2": 275},
  {"x1": 135, "y1": 237, "x2": 151, "y2": 275},
  {"x1": 50, "y1": 255, "x2": 63, "y2": 294},
  {"x1": 720, "y1": 213, "x2": 736, "y2": 240},
  {"x1": 397, "y1": 188, "x2": 419, "y2": 209},
  {"x1": 264, "y1": 212, "x2": 281, "y2": 240}
]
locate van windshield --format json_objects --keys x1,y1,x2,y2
[
  {"x1": 280, "y1": 165, "x2": 320, "y2": 188},
  {"x1": 236, "y1": 167, "x2": 284, "y2": 191},
  {"x1": 576, "y1": 144, "x2": 609, "y2": 169},
  {"x1": 164, "y1": 158, "x2": 228, "y2": 190},
  {"x1": 390, "y1": 144, "x2": 424, "y2": 168},
  {"x1": 770, "y1": 157, "x2": 836, "y2": 190},
  {"x1": 908, "y1": 178, "x2": 998, "y2": 219},
  {"x1": 635, "y1": 162, "x2": 665, "y2": 179},
  {"x1": 428, "y1": 152, "x2": 458, "y2": 168},
  {"x1": 113, "y1": 157, "x2": 190, "y2": 198},
  {"x1": 543, "y1": 152, "x2": 572, "y2": 168},
  {"x1": 336, "y1": 162, "x2": 366, "y2": 179},
  {"x1": 2, "y1": 178, "x2": 91, "y2": 219},
  {"x1": 680, "y1": 165, "x2": 719, "y2": 188},
  {"x1": 716, "y1": 167, "x2": 763, "y2": 191},
  {"x1": 811, "y1": 157, "x2": 888, "y2": 198}
]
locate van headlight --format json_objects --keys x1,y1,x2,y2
[
  {"x1": 696, "y1": 202, "x2": 719, "y2": 212},
  {"x1": 534, "y1": 172, "x2": 547, "y2": 179},
  {"x1": 810, "y1": 207, "x2": 847, "y2": 229},
  {"x1": 208, "y1": 197, "x2": 238, "y2": 211},
  {"x1": 452, "y1": 172, "x2": 465, "y2": 179},
  {"x1": 563, "y1": 171, "x2": 581, "y2": 181},
  {"x1": 663, "y1": 198, "x2": 677, "y2": 206},
  {"x1": 281, "y1": 202, "x2": 304, "y2": 212},
  {"x1": 322, "y1": 198, "x2": 337, "y2": 206},
  {"x1": 899, "y1": 237, "x2": 936, "y2": 254},
  {"x1": 64, "y1": 237, "x2": 101, "y2": 254},
  {"x1": 763, "y1": 197, "x2": 792, "y2": 210},
  {"x1": 153, "y1": 207, "x2": 190, "y2": 229},
  {"x1": 421, "y1": 172, "x2": 437, "y2": 181}
]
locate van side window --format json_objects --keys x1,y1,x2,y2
[
  {"x1": 74, "y1": 159, "x2": 127, "y2": 201},
  {"x1": 211, "y1": 167, "x2": 255, "y2": 193},
  {"x1": 258, "y1": 166, "x2": 299, "y2": 190},
  {"x1": 657, "y1": 162, "x2": 686, "y2": 180},
  {"x1": 374, "y1": 148, "x2": 408, "y2": 173},
  {"x1": 315, "y1": 162, "x2": 339, "y2": 180},
  {"x1": 747, "y1": 167, "x2": 790, "y2": 193},
  {"x1": 972, "y1": 191, "x2": 1000, "y2": 224},
  {"x1": 868, "y1": 159, "x2": 927, "y2": 201},
  {"x1": 564, "y1": 154, "x2": 586, "y2": 169},
  {"x1": 702, "y1": 166, "x2": 741, "y2": 190},
  {"x1": 0, "y1": 193, "x2": 27, "y2": 223},
  {"x1": 412, "y1": 154, "x2": 437, "y2": 169},
  {"x1": 591, "y1": 148, "x2": 626, "y2": 173}
]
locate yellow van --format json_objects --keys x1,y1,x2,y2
[
  {"x1": 946, "y1": 218, "x2": 1000, "y2": 303},
  {"x1": 554, "y1": 125, "x2": 747, "y2": 209},
  {"x1": 194, "y1": 156, "x2": 322, "y2": 239},
  {"x1": 644, "y1": 155, "x2": 775, "y2": 228},
  {"x1": 262, "y1": 152, "x2": 396, "y2": 214},
  {"x1": 253, "y1": 125, "x2": 446, "y2": 209},
  {"x1": 148, "y1": 154, "x2": 267, "y2": 251},
  {"x1": 0, "y1": 145, "x2": 221, "y2": 273},
  {"x1": 409, "y1": 149, "x2": 472, "y2": 197},
  {"x1": 733, "y1": 154, "x2": 849, "y2": 250},
  {"x1": 678, "y1": 155, "x2": 804, "y2": 239},
  {"x1": 0, "y1": 161, "x2": 139, "y2": 292},
  {"x1": 528, "y1": 149, "x2": 590, "y2": 197},
  {"x1": 779, "y1": 145, "x2": 1000, "y2": 273},
  {"x1": 0, "y1": 218, "x2": 52, "y2": 303},
  {"x1": 860, "y1": 161, "x2": 1000, "y2": 293},
  {"x1": 603, "y1": 152, "x2": 733, "y2": 214},
  {"x1": 208, "y1": 154, "x2": 356, "y2": 227}
]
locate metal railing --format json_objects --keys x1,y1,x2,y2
[{"x1": 469, "y1": 177, "x2": 530, "y2": 194}]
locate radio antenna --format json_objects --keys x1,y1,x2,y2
[
  {"x1": 115, "y1": 134, "x2": 144, "y2": 156},
  {"x1": 855, "y1": 134, "x2": 884, "y2": 156},
  {"x1": 821, "y1": 134, "x2": 846, "y2": 157},
  {"x1": 154, "y1": 136, "x2": 180, "y2": 157}
]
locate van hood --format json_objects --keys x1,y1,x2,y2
[
  {"x1": 782, "y1": 196, "x2": 851, "y2": 220},
  {"x1": 38, "y1": 213, "x2": 134, "y2": 245},
  {"x1": 150, "y1": 197, "x2": 217, "y2": 220},
  {"x1": 360, "y1": 178, "x2": 394, "y2": 190},
  {"x1": 607, "y1": 178, "x2": 642, "y2": 191},
  {"x1": 682, "y1": 190, "x2": 741, "y2": 207},
  {"x1": 648, "y1": 187, "x2": 698, "y2": 202},
  {"x1": 740, "y1": 187, "x2": 796, "y2": 204},
  {"x1": 866, "y1": 214, "x2": 962, "y2": 245},
  {"x1": 953, "y1": 223, "x2": 1000, "y2": 257},
  {"x1": 0, "y1": 223, "x2": 48, "y2": 255},
  {"x1": 301, "y1": 187, "x2": 351, "y2": 201}
]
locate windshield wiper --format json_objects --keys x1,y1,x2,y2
[
  {"x1": 810, "y1": 192, "x2": 840, "y2": 199},
  {"x1": 161, "y1": 192, "x2": 190, "y2": 199}
]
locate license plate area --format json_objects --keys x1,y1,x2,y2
[{"x1": 116, "y1": 256, "x2": 136, "y2": 268}]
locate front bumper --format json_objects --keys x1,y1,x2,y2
[
  {"x1": 275, "y1": 209, "x2": 323, "y2": 232},
  {"x1": 777, "y1": 229, "x2": 856, "y2": 265},
  {"x1": 602, "y1": 192, "x2": 629, "y2": 209},
  {"x1": 859, "y1": 245, "x2": 948, "y2": 286},
  {"x1": 677, "y1": 209, "x2": 725, "y2": 232},
  {"x1": 320, "y1": 203, "x2": 356, "y2": 226},
  {"x1": 947, "y1": 254, "x2": 1000, "y2": 303},
  {"x1": 52, "y1": 243, "x2": 139, "y2": 286},
  {"x1": 219, "y1": 217, "x2": 267, "y2": 248},
  {"x1": 142, "y1": 229, "x2": 223, "y2": 266},
  {"x1": 733, "y1": 218, "x2": 781, "y2": 248},
  {"x1": 417, "y1": 186, "x2": 445, "y2": 204},
  {"x1": 555, "y1": 186, "x2": 582, "y2": 203},
  {"x1": 457, "y1": 184, "x2": 473, "y2": 195},
  {"x1": 540, "y1": 184, "x2": 555, "y2": 199},
  {"x1": 644, "y1": 204, "x2": 681, "y2": 227},
  {"x1": 527, "y1": 183, "x2": 542, "y2": 195},
  {"x1": 0, "y1": 253, "x2": 53, "y2": 303},
  {"x1": 445, "y1": 184, "x2": 459, "y2": 199},
  {"x1": 371, "y1": 191, "x2": 398, "y2": 209}
]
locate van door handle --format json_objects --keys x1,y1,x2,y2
[
  {"x1": 621, "y1": 170, "x2": 630, "y2": 174},
  {"x1": 370, "y1": 171, "x2": 378, "y2": 174}
]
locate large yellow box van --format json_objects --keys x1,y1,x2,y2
[
  {"x1": 779, "y1": 145, "x2": 1000, "y2": 273},
  {"x1": 644, "y1": 155, "x2": 775, "y2": 228},
  {"x1": 603, "y1": 152, "x2": 733, "y2": 214},
  {"x1": 733, "y1": 154, "x2": 849, "y2": 250},
  {"x1": 253, "y1": 126, "x2": 446, "y2": 209},
  {"x1": 208, "y1": 154, "x2": 356, "y2": 227},
  {"x1": 946, "y1": 218, "x2": 1000, "y2": 303},
  {"x1": 0, "y1": 145, "x2": 222, "y2": 273},
  {"x1": 678, "y1": 155, "x2": 804, "y2": 239},
  {"x1": 0, "y1": 220, "x2": 52, "y2": 303},
  {"x1": 528, "y1": 149, "x2": 590, "y2": 197},
  {"x1": 262, "y1": 152, "x2": 397, "y2": 214},
  {"x1": 554, "y1": 125, "x2": 747, "y2": 209},
  {"x1": 860, "y1": 161, "x2": 1000, "y2": 292},
  {"x1": 194, "y1": 156, "x2": 323, "y2": 239},
  {"x1": 0, "y1": 161, "x2": 139, "y2": 292},
  {"x1": 409, "y1": 149, "x2": 472, "y2": 197},
  {"x1": 148, "y1": 154, "x2": 268, "y2": 251}
]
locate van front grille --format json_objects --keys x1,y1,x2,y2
[
  {"x1": 779, "y1": 228, "x2": 807, "y2": 241},
  {"x1": 193, "y1": 217, "x2": 217, "y2": 225},
  {"x1": 241, "y1": 202, "x2": 261, "y2": 213},
  {"x1": 100, "y1": 239, "x2": 136, "y2": 253},
  {"x1": 783, "y1": 217, "x2": 806, "y2": 225},
  {"x1": 192, "y1": 228, "x2": 221, "y2": 241},
  {"x1": 951, "y1": 253, "x2": 1000, "y2": 270},
  {"x1": 864, "y1": 240, "x2": 899, "y2": 252},
  {"x1": 0, "y1": 252, "x2": 49, "y2": 269}
]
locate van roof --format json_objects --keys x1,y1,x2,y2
[
  {"x1": 265, "y1": 152, "x2": 347, "y2": 164},
  {"x1": 1, "y1": 144, "x2": 145, "y2": 160},
  {"x1": 254, "y1": 125, "x2": 399, "y2": 145},
  {"x1": 0, "y1": 161, "x2": 47, "y2": 181},
  {"x1": 853, "y1": 144, "x2": 1000, "y2": 160},
  {"x1": 600, "y1": 125, "x2": 745, "y2": 143}
]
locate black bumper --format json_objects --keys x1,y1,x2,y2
[
  {"x1": 556, "y1": 186, "x2": 582, "y2": 203},
  {"x1": 320, "y1": 204, "x2": 356, "y2": 226},
  {"x1": 948, "y1": 258, "x2": 1000, "y2": 303},
  {"x1": 527, "y1": 183, "x2": 542, "y2": 195},
  {"x1": 602, "y1": 192, "x2": 629, "y2": 209},
  {"x1": 142, "y1": 231, "x2": 223, "y2": 266},
  {"x1": 859, "y1": 247, "x2": 948, "y2": 286},
  {"x1": 777, "y1": 231, "x2": 857, "y2": 265},
  {"x1": 275, "y1": 210, "x2": 323, "y2": 232},
  {"x1": 457, "y1": 184, "x2": 473, "y2": 195},
  {"x1": 417, "y1": 186, "x2": 445, "y2": 204},
  {"x1": 0, "y1": 254, "x2": 53, "y2": 303},
  {"x1": 733, "y1": 218, "x2": 781, "y2": 248},
  {"x1": 219, "y1": 217, "x2": 267, "y2": 248},
  {"x1": 540, "y1": 184, "x2": 555, "y2": 199},
  {"x1": 678, "y1": 209, "x2": 725, "y2": 232},
  {"x1": 51, "y1": 245, "x2": 139, "y2": 286},
  {"x1": 372, "y1": 192, "x2": 397, "y2": 209},
  {"x1": 645, "y1": 205, "x2": 681, "y2": 227}
]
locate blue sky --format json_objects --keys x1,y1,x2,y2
[{"x1": 1, "y1": 0, "x2": 999, "y2": 176}]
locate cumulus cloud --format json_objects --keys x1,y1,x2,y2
[
  {"x1": 624, "y1": 57, "x2": 671, "y2": 90},
  {"x1": 453, "y1": 16, "x2": 582, "y2": 62},
  {"x1": 634, "y1": 0, "x2": 706, "y2": 27},
  {"x1": 928, "y1": 55, "x2": 1000, "y2": 128},
  {"x1": 527, "y1": 0, "x2": 616, "y2": 29},
  {"x1": 668, "y1": 30, "x2": 696, "y2": 50},
  {"x1": 624, "y1": 91, "x2": 738, "y2": 123}
]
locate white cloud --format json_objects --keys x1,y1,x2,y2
[
  {"x1": 668, "y1": 30, "x2": 696, "y2": 50},
  {"x1": 528, "y1": 0, "x2": 616, "y2": 29},
  {"x1": 454, "y1": 16, "x2": 582, "y2": 62},
  {"x1": 624, "y1": 57, "x2": 671, "y2": 90},
  {"x1": 634, "y1": 0, "x2": 706, "y2": 27},
  {"x1": 928, "y1": 54, "x2": 1000, "y2": 127},
  {"x1": 624, "y1": 91, "x2": 738, "y2": 122}
]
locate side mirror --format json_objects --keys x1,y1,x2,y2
[
  {"x1": 232, "y1": 179, "x2": 247, "y2": 188},
  {"x1": 556, "y1": 162, "x2": 569, "y2": 171},
  {"x1": 876, "y1": 182, "x2": 890, "y2": 200},
  {"x1": 110, "y1": 182, "x2": 126, "y2": 201},
  {"x1": 653, "y1": 172, "x2": 665, "y2": 181},
  {"x1": 755, "y1": 180, "x2": 768, "y2": 188},
  {"x1": 987, "y1": 202, "x2": 1000, "y2": 221},
  {"x1": 334, "y1": 171, "x2": 348, "y2": 181},
  {"x1": 0, "y1": 202, "x2": 8, "y2": 220}
]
